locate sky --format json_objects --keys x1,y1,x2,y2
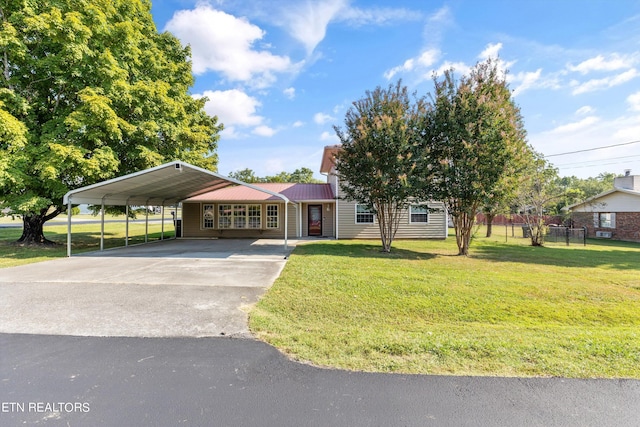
[{"x1": 150, "y1": 0, "x2": 640, "y2": 180}]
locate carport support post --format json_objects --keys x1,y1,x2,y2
[
  {"x1": 161, "y1": 202, "x2": 165, "y2": 240},
  {"x1": 100, "y1": 197, "x2": 105, "y2": 251},
  {"x1": 125, "y1": 203, "x2": 129, "y2": 247},
  {"x1": 145, "y1": 199, "x2": 149, "y2": 243},
  {"x1": 67, "y1": 200, "x2": 72, "y2": 257},
  {"x1": 284, "y1": 202, "x2": 288, "y2": 251}
]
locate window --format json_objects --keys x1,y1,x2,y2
[
  {"x1": 266, "y1": 204, "x2": 279, "y2": 229},
  {"x1": 218, "y1": 204, "x2": 232, "y2": 229},
  {"x1": 356, "y1": 204, "x2": 374, "y2": 224},
  {"x1": 203, "y1": 204, "x2": 214, "y2": 228},
  {"x1": 410, "y1": 204, "x2": 428, "y2": 223},
  {"x1": 233, "y1": 205, "x2": 246, "y2": 228},
  {"x1": 217, "y1": 204, "x2": 264, "y2": 229},
  {"x1": 598, "y1": 213, "x2": 615, "y2": 228},
  {"x1": 248, "y1": 205, "x2": 261, "y2": 229}
]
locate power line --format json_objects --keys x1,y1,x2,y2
[
  {"x1": 554, "y1": 154, "x2": 640, "y2": 167},
  {"x1": 545, "y1": 140, "x2": 640, "y2": 158}
]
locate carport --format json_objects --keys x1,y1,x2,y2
[{"x1": 63, "y1": 161, "x2": 291, "y2": 256}]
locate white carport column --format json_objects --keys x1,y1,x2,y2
[
  {"x1": 145, "y1": 199, "x2": 150, "y2": 243},
  {"x1": 67, "y1": 199, "x2": 72, "y2": 257},
  {"x1": 284, "y1": 202, "x2": 288, "y2": 251},
  {"x1": 100, "y1": 196, "x2": 106, "y2": 251},
  {"x1": 125, "y1": 200, "x2": 130, "y2": 247}
]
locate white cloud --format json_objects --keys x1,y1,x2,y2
[
  {"x1": 567, "y1": 54, "x2": 637, "y2": 74},
  {"x1": 196, "y1": 89, "x2": 264, "y2": 129},
  {"x1": 576, "y1": 106, "x2": 595, "y2": 116},
  {"x1": 384, "y1": 48, "x2": 440, "y2": 80},
  {"x1": 314, "y1": 112, "x2": 335, "y2": 125},
  {"x1": 320, "y1": 131, "x2": 339, "y2": 142},
  {"x1": 282, "y1": 0, "x2": 347, "y2": 55},
  {"x1": 252, "y1": 125, "x2": 277, "y2": 137},
  {"x1": 338, "y1": 6, "x2": 422, "y2": 26},
  {"x1": 280, "y1": 0, "x2": 421, "y2": 56},
  {"x1": 572, "y1": 68, "x2": 639, "y2": 95},
  {"x1": 431, "y1": 61, "x2": 472, "y2": 78},
  {"x1": 283, "y1": 87, "x2": 296, "y2": 99},
  {"x1": 165, "y1": 4, "x2": 296, "y2": 87},
  {"x1": 627, "y1": 91, "x2": 640, "y2": 111},
  {"x1": 479, "y1": 42, "x2": 503, "y2": 60},
  {"x1": 547, "y1": 116, "x2": 600, "y2": 134},
  {"x1": 509, "y1": 69, "x2": 542, "y2": 97},
  {"x1": 292, "y1": 120, "x2": 304, "y2": 127}
]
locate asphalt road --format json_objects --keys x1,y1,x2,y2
[{"x1": 1, "y1": 334, "x2": 638, "y2": 427}]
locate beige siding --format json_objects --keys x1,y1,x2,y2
[
  {"x1": 182, "y1": 202, "x2": 292, "y2": 239},
  {"x1": 336, "y1": 197, "x2": 447, "y2": 240}
]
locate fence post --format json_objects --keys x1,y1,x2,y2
[
  {"x1": 583, "y1": 226, "x2": 587, "y2": 246},
  {"x1": 566, "y1": 226, "x2": 570, "y2": 246}
]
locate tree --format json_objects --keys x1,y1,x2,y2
[
  {"x1": 227, "y1": 167, "x2": 321, "y2": 183},
  {"x1": 422, "y1": 58, "x2": 530, "y2": 255},
  {"x1": 334, "y1": 81, "x2": 426, "y2": 252},
  {"x1": 0, "y1": 0, "x2": 222, "y2": 245},
  {"x1": 515, "y1": 155, "x2": 560, "y2": 246}
]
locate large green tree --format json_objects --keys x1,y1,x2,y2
[
  {"x1": 334, "y1": 81, "x2": 427, "y2": 252},
  {"x1": 0, "y1": 0, "x2": 222, "y2": 244},
  {"x1": 422, "y1": 59, "x2": 530, "y2": 255}
]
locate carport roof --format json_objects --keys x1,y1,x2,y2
[{"x1": 63, "y1": 161, "x2": 290, "y2": 206}]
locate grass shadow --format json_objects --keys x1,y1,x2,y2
[
  {"x1": 293, "y1": 241, "x2": 436, "y2": 261},
  {"x1": 472, "y1": 239, "x2": 640, "y2": 270}
]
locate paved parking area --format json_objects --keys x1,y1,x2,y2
[{"x1": 0, "y1": 239, "x2": 295, "y2": 338}]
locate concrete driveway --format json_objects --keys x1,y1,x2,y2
[{"x1": 0, "y1": 239, "x2": 294, "y2": 338}]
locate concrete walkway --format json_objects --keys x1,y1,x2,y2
[{"x1": 0, "y1": 239, "x2": 294, "y2": 338}]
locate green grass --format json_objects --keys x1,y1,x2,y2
[
  {"x1": 0, "y1": 218, "x2": 175, "y2": 268},
  {"x1": 250, "y1": 228, "x2": 640, "y2": 378}
]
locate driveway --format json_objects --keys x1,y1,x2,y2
[{"x1": 0, "y1": 239, "x2": 294, "y2": 338}]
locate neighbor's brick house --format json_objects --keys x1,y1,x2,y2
[{"x1": 568, "y1": 173, "x2": 640, "y2": 242}]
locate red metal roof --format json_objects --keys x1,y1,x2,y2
[{"x1": 185, "y1": 183, "x2": 334, "y2": 202}]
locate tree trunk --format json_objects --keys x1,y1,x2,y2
[
  {"x1": 454, "y1": 211, "x2": 475, "y2": 256},
  {"x1": 16, "y1": 208, "x2": 61, "y2": 246},
  {"x1": 485, "y1": 213, "x2": 494, "y2": 237}
]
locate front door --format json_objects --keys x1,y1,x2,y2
[{"x1": 308, "y1": 205, "x2": 322, "y2": 236}]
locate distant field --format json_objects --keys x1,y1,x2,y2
[{"x1": 250, "y1": 227, "x2": 640, "y2": 378}]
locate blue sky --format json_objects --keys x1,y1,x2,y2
[{"x1": 150, "y1": 0, "x2": 640, "y2": 180}]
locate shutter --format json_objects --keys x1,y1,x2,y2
[
  {"x1": 610, "y1": 213, "x2": 616, "y2": 228},
  {"x1": 593, "y1": 213, "x2": 599, "y2": 227}
]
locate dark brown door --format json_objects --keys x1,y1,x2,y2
[{"x1": 308, "y1": 205, "x2": 322, "y2": 236}]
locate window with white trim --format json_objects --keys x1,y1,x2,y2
[
  {"x1": 356, "y1": 204, "x2": 374, "y2": 224},
  {"x1": 217, "y1": 204, "x2": 264, "y2": 229},
  {"x1": 218, "y1": 204, "x2": 232, "y2": 229},
  {"x1": 409, "y1": 204, "x2": 428, "y2": 223},
  {"x1": 248, "y1": 205, "x2": 261, "y2": 229},
  {"x1": 203, "y1": 204, "x2": 214, "y2": 228},
  {"x1": 598, "y1": 213, "x2": 615, "y2": 228},
  {"x1": 266, "y1": 204, "x2": 279, "y2": 229}
]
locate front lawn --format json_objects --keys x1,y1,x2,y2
[
  {"x1": 249, "y1": 229, "x2": 640, "y2": 378},
  {"x1": 0, "y1": 218, "x2": 175, "y2": 268}
]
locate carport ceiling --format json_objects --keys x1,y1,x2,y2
[{"x1": 63, "y1": 161, "x2": 283, "y2": 206}]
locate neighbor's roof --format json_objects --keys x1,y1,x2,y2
[
  {"x1": 185, "y1": 183, "x2": 335, "y2": 203},
  {"x1": 320, "y1": 144, "x2": 341, "y2": 174},
  {"x1": 63, "y1": 161, "x2": 290, "y2": 206},
  {"x1": 565, "y1": 187, "x2": 640, "y2": 211}
]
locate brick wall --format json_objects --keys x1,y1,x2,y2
[{"x1": 571, "y1": 212, "x2": 640, "y2": 242}]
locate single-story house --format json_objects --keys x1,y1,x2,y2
[
  {"x1": 567, "y1": 173, "x2": 640, "y2": 242},
  {"x1": 180, "y1": 145, "x2": 448, "y2": 240}
]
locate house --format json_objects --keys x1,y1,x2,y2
[
  {"x1": 180, "y1": 145, "x2": 448, "y2": 240},
  {"x1": 567, "y1": 172, "x2": 640, "y2": 242}
]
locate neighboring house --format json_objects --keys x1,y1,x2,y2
[
  {"x1": 181, "y1": 145, "x2": 448, "y2": 240},
  {"x1": 567, "y1": 173, "x2": 640, "y2": 242}
]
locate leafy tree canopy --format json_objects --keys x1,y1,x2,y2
[
  {"x1": 227, "y1": 167, "x2": 322, "y2": 183},
  {"x1": 334, "y1": 80, "x2": 427, "y2": 252},
  {"x1": 0, "y1": 0, "x2": 222, "y2": 244},
  {"x1": 423, "y1": 58, "x2": 531, "y2": 255}
]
